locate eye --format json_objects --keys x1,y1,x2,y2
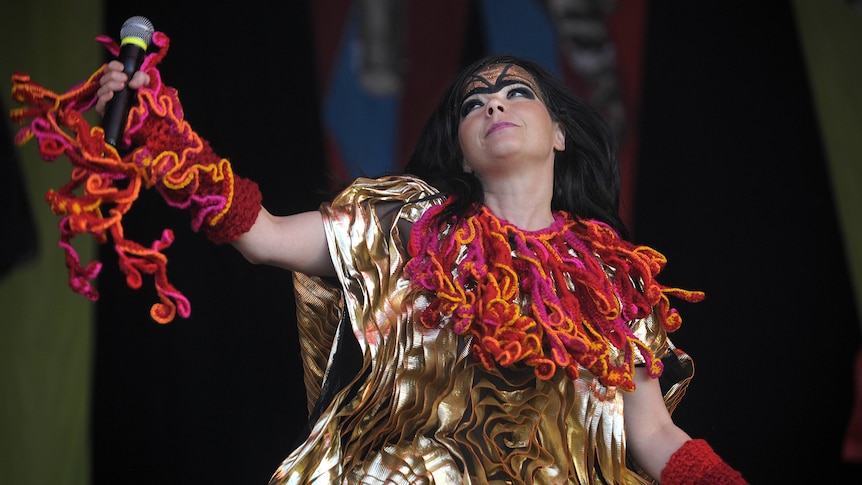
[
  {"x1": 460, "y1": 98, "x2": 484, "y2": 118},
  {"x1": 507, "y1": 86, "x2": 536, "y2": 99}
]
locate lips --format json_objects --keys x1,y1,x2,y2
[{"x1": 486, "y1": 121, "x2": 517, "y2": 136}]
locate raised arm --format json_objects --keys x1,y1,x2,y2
[
  {"x1": 233, "y1": 208, "x2": 335, "y2": 276},
  {"x1": 97, "y1": 60, "x2": 336, "y2": 277}
]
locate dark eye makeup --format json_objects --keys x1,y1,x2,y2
[{"x1": 460, "y1": 84, "x2": 536, "y2": 118}]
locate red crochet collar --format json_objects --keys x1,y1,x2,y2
[{"x1": 405, "y1": 199, "x2": 704, "y2": 391}]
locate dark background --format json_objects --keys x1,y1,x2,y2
[{"x1": 92, "y1": 1, "x2": 861, "y2": 483}]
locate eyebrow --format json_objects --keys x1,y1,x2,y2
[
  {"x1": 461, "y1": 64, "x2": 539, "y2": 101},
  {"x1": 462, "y1": 78, "x2": 534, "y2": 100}
]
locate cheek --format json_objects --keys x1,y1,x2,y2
[
  {"x1": 457, "y1": 121, "x2": 474, "y2": 153},
  {"x1": 458, "y1": 122, "x2": 481, "y2": 171}
]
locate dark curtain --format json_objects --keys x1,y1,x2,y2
[{"x1": 91, "y1": 1, "x2": 861, "y2": 483}]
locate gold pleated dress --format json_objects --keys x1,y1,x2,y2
[{"x1": 269, "y1": 176, "x2": 693, "y2": 485}]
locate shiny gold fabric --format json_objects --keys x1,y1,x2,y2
[{"x1": 270, "y1": 176, "x2": 693, "y2": 485}]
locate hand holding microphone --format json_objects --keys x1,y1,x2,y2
[
  {"x1": 101, "y1": 16, "x2": 155, "y2": 147},
  {"x1": 12, "y1": 23, "x2": 263, "y2": 323},
  {"x1": 95, "y1": 21, "x2": 264, "y2": 249}
]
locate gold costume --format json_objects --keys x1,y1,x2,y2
[{"x1": 270, "y1": 176, "x2": 693, "y2": 485}]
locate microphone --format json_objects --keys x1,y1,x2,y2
[{"x1": 102, "y1": 16, "x2": 155, "y2": 147}]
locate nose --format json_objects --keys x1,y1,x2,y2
[{"x1": 486, "y1": 99, "x2": 505, "y2": 116}]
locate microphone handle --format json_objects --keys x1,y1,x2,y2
[{"x1": 103, "y1": 43, "x2": 145, "y2": 147}]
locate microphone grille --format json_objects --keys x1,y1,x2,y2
[{"x1": 120, "y1": 16, "x2": 155, "y2": 46}]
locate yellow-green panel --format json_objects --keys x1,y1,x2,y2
[
  {"x1": 792, "y1": 1, "x2": 862, "y2": 329},
  {"x1": 1, "y1": 1, "x2": 102, "y2": 484}
]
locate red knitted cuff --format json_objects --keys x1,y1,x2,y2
[
  {"x1": 122, "y1": 82, "x2": 262, "y2": 245},
  {"x1": 660, "y1": 439, "x2": 748, "y2": 485},
  {"x1": 203, "y1": 175, "x2": 262, "y2": 244}
]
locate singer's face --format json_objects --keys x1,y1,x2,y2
[{"x1": 457, "y1": 63, "x2": 563, "y2": 176}]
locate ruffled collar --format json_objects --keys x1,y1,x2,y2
[{"x1": 405, "y1": 199, "x2": 704, "y2": 391}]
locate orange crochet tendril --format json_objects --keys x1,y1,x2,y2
[
  {"x1": 9, "y1": 32, "x2": 188, "y2": 323},
  {"x1": 406, "y1": 201, "x2": 705, "y2": 390}
]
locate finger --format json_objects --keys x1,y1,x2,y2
[
  {"x1": 127, "y1": 71, "x2": 150, "y2": 89},
  {"x1": 96, "y1": 68, "x2": 125, "y2": 117},
  {"x1": 106, "y1": 60, "x2": 124, "y2": 70},
  {"x1": 95, "y1": 89, "x2": 114, "y2": 117},
  {"x1": 100, "y1": 72, "x2": 127, "y2": 91},
  {"x1": 98, "y1": 79, "x2": 126, "y2": 100}
]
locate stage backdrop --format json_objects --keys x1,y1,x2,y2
[
  {"x1": 793, "y1": 0, "x2": 862, "y2": 462},
  {"x1": 0, "y1": 1, "x2": 101, "y2": 484},
  {"x1": 1, "y1": 1, "x2": 861, "y2": 485}
]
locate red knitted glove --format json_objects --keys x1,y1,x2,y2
[
  {"x1": 660, "y1": 439, "x2": 748, "y2": 485},
  {"x1": 9, "y1": 30, "x2": 260, "y2": 322},
  {"x1": 124, "y1": 71, "x2": 261, "y2": 244}
]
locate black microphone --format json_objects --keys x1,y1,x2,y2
[{"x1": 102, "y1": 16, "x2": 155, "y2": 147}]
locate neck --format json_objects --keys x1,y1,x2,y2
[
  {"x1": 483, "y1": 198, "x2": 554, "y2": 231},
  {"x1": 479, "y1": 174, "x2": 554, "y2": 231},
  {"x1": 472, "y1": 152, "x2": 557, "y2": 230}
]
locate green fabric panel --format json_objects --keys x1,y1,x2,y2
[
  {"x1": 1, "y1": 1, "x2": 102, "y2": 484},
  {"x1": 792, "y1": 1, "x2": 862, "y2": 330}
]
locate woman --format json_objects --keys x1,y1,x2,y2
[{"x1": 86, "y1": 48, "x2": 748, "y2": 483}]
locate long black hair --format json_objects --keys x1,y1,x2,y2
[{"x1": 403, "y1": 54, "x2": 628, "y2": 240}]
